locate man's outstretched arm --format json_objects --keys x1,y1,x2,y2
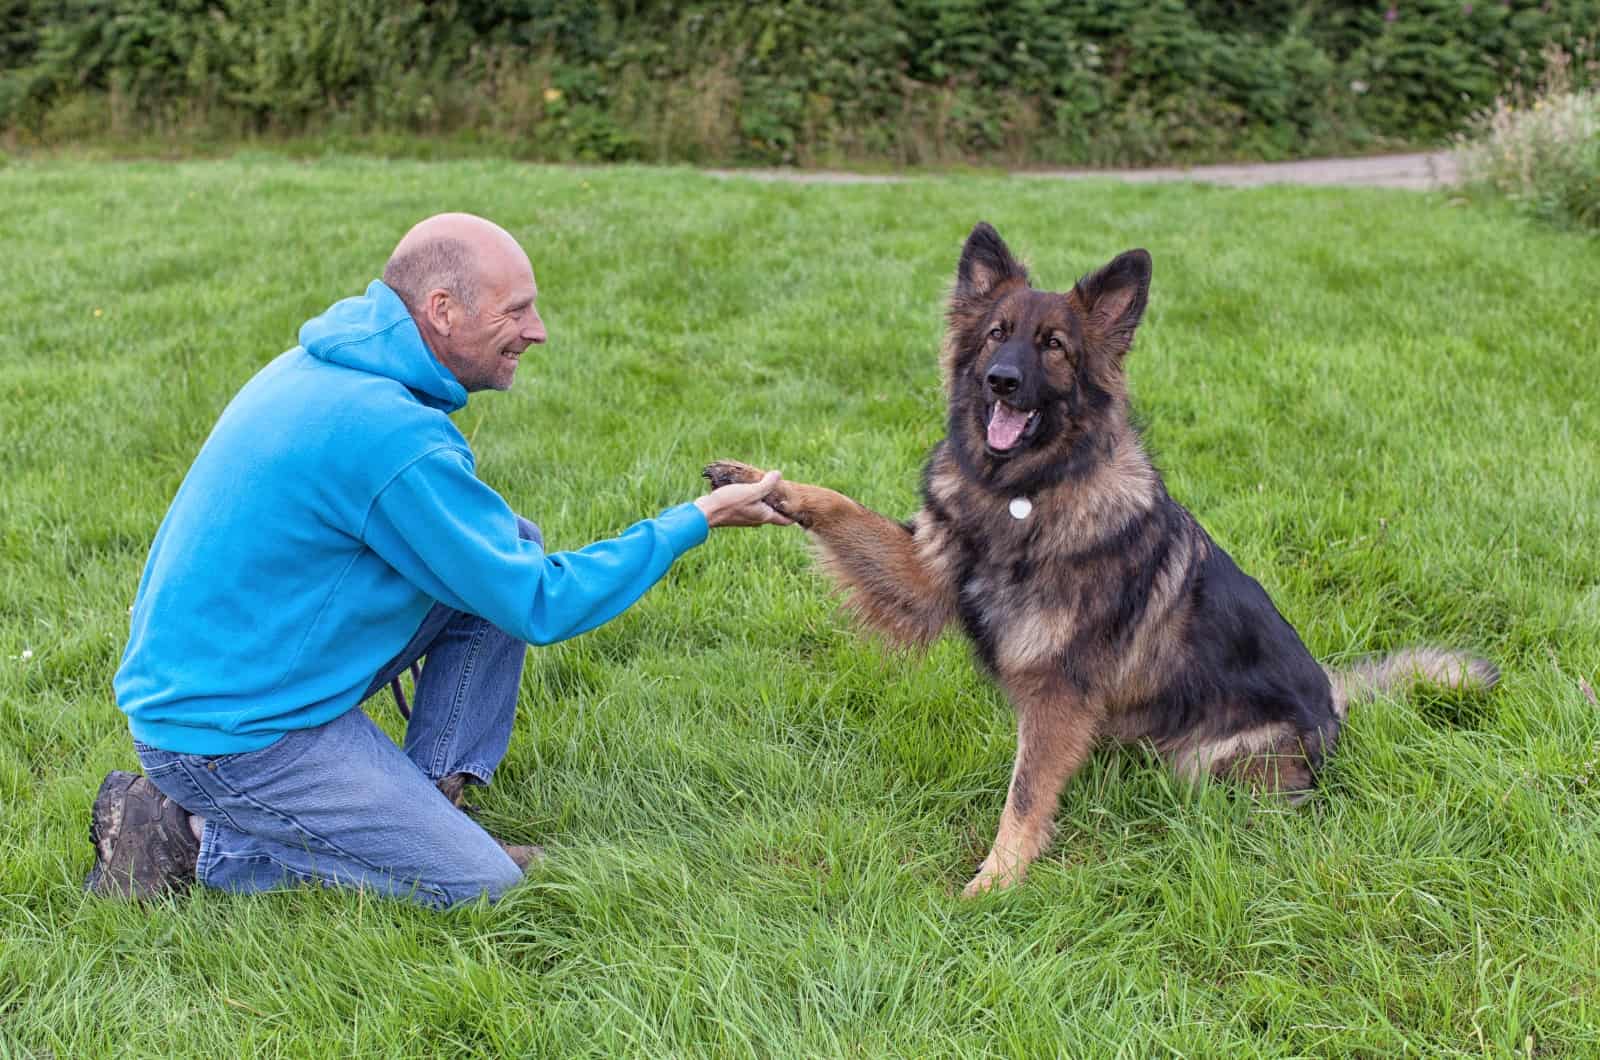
[{"x1": 363, "y1": 448, "x2": 785, "y2": 645}]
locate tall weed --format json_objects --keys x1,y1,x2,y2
[{"x1": 1456, "y1": 44, "x2": 1600, "y2": 231}]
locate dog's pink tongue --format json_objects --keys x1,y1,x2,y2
[{"x1": 987, "y1": 403, "x2": 1030, "y2": 450}]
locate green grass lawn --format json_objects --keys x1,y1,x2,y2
[{"x1": 1, "y1": 158, "x2": 1598, "y2": 1056}]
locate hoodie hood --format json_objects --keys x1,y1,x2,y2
[{"x1": 299, "y1": 280, "x2": 467, "y2": 413}]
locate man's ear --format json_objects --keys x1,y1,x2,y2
[
  {"x1": 953, "y1": 222, "x2": 1028, "y2": 305},
  {"x1": 1073, "y1": 249, "x2": 1151, "y2": 358},
  {"x1": 424, "y1": 287, "x2": 455, "y2": 337}
]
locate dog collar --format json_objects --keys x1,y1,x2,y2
[{"x1": 1008, "y1": 496, "x2": 1033, "y2": 520}]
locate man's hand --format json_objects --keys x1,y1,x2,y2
[{"x1": 694, "y1": 470, "x2": 794, "y2": 529}]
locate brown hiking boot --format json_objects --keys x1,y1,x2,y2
[
  {"x1": 85, "y1": 771, "x2": 200, "y2": 899},
  {"x1": 436, "y1": 772, "x2": 543, "y2": 871},
  {"x1": 436, "y1": 771, "x2": 477, "y2": 812},
  {"x1": 498, "y1": 842, "x2": 545, "y2": 871}
]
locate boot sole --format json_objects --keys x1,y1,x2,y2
[{"x1": 84, "y1": 771, "x2": 197, "y2": 899}]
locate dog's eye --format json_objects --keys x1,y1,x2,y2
[
  {"x1": 1046, "y1": 336, "x2": 1064, "y2": 350},
  {"x1": 988, "y1": 326, "x2": 1004, "y2": 341}
]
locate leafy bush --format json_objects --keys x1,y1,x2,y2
[
  {"x1": 2, "y1": 0, "x2": 1599, "y2": 165},
  {"x1": 1456, "y1": 45, "x2": 1600, "y2": 230},
  {"x1": 1343, "y1": 0, "x2": 1599, "y2": 139}
]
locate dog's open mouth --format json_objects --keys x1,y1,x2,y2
[{"x1": 985, "y1": 401, "x2": 1041, "y2": 454}]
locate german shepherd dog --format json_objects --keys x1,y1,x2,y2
[{"x1": 706, "y1": 222, "x2": 1497, "y2": 896}]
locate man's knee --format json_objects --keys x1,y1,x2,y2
[{"x1": 442, "y1": 846, "x2": 525, "y2": 907}]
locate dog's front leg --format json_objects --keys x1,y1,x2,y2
[
  {"x1": 965, "y1": 680, "x2": 1104, "y2": 897},
  {"x1": 704, "y1": 460, "x2": 956, "y2": 647}
]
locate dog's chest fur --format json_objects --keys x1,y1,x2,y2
[{"x1": 924, "y1": 440, "x2": 1182, "y2": 686}]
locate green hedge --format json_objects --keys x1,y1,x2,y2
[{"x1": 3, "y1": 1, "x2": 1597, "y2": 164}]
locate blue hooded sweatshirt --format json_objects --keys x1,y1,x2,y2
[{"x1": 114, "y1": 280, "x2": 708, "y2": 755}]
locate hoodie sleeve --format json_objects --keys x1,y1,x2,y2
[{"x1": 362, "y1": 447, "x2": 709, "y2": 645}]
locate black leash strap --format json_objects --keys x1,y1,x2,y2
[{"x1": 389, "y1": 661, "x2": 423, "y2": 720}]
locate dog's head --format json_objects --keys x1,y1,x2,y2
[{"x1": 941, "y1": 222, "x2": 1151, "y2": 493}]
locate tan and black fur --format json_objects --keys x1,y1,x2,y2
[{"x1": 707, "y1": 222, "x2": 1496, "y2": 896}]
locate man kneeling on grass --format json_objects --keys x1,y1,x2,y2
[{"x1": 88, "y1": 212, "x2": 788, "y2": 908}]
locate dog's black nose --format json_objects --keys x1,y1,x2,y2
[{"x1": 986, "y1": 364, "x2": 1021, "y2": 397}]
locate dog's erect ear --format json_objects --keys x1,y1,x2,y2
[
  {"x1": 954, "y1": 222, "x2": 1028, "y2": 304},
  {"x1": 1073, "y1": 249, "x2": 1151, "y2": 357}
]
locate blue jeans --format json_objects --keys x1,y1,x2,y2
[{"x1": 133, "y1": 518, "x2": 541, "y2": 909}]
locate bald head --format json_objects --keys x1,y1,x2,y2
[
  {"x1": 383, "y1": 213, "x2": 546, "y2": 392},
  {"x1": 383, "y1": 213, "x2": 528, "y2": 316}
]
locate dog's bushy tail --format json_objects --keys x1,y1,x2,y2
[{"x1": 1327, "y1": 647, "x2": 1499, "y2": 719}]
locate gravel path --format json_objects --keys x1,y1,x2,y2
[{"x1": 709, "y1": 151, "x2": 1459, "y2": 190}]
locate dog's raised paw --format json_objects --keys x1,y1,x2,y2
[
  {"x1": 703, "y1": 459, "x2": 767, "y2": 490},
  {"x1": 703, "y1": 459, "x2": 807, "y2": 525}
]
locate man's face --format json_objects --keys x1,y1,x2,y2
[{"x1": 445, "y1": 246, "x2": 547, "y2": 392}]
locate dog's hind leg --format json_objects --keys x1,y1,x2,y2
[
  {"x1": 705, "y1": 459, "x2": 958, "y2": 647},
  {"x1": 1163, "y1": 716, "x2": 1338, "y2": 804},
  {"x1": 965, "y1": 679, "x2": 1104, "y2": 897}
]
